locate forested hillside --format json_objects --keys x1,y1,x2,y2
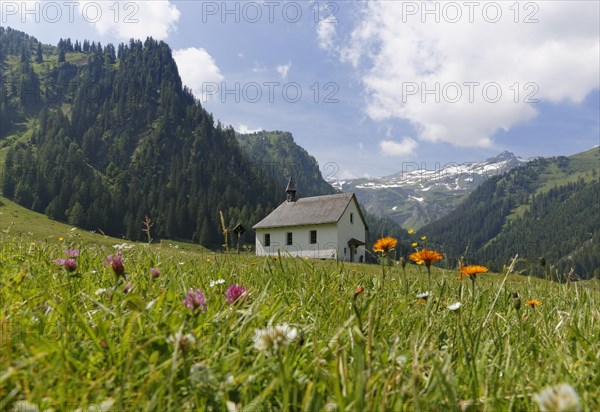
[
  {"x1": 421, "y1": 149, "x2": 600, "y2": 279},
  {"x1": 1, "y1": 27, "x2": 284, "y2": 246},
  {"x1": 0, "y1": 27, "x2": 405, "y2": 250},
  {"x1": 236, "y1": 131, "x2": 334, "y2": 198}
]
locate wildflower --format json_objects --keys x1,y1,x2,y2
[
  {"x1": 209, "y1": 278, "x2": 226, "y2": 287},
  {"x1": 460, "y1": 265, "x2": 488, "y2": 280},
  {"x1": 396, "y1": 355, "x2": 408, "y2": 367},
  {"x1": 411, "y1": 242, "x2": 418, "y2": 247},
  {"x1": 373, "y1": 237, "x2": 398, "y2": 255},
  {"x1": 183, "y1": 288, "x2": 207, "y2": 314},
  {"x1": 123, "y1": 282, "x2": 133, "y2": 294},
  {"x1": 447, "y1": 302, "x2": 462, "y2": 311},
  {"x1": 421, "y1": 235, "x2": 427, "y2": 241},
  {"x1": 353, "y1": 286, "x2": 365, "y2": 298},
  {"x1": 533, "y1": 383, "x2": 580, "y2": 412},
  {"x1": 58, "y1": 236, "x2": 64, "y2": 241},
  {"x1": 409, "y1": 248, "x2": 443, "y2": 267},
  {"x1": 407, "y1": 228, "x2": 414, "y2": 235},
  {"x1": 113, "y1": 243, "x2": 134, "y2": 250},
  {"x1": 410, "y1": 248, "x2": 444, "y2": 287},
  {"x1": 225, "y1": 284, "x2": 248, "y2": 304},
  {"x1": 104, "y1": 251, "x2": 125, "y2": 278},
  {"x1": 167, "y1": 331, "x2": 196, "y2": 353},
  {"x1": 526, "y1": 299, "x2": 542, "y2": 308},
  {"x1": 416, "y1": 291, "x2": 432, "y2": 300},
  {"x1": 150, "y1": 267, "x2": 161, "y2": 278},
  {"x1": 64, "y1": 249, "x2": 80, "y2": 258},
  {"x1": 253, "y1": 323, "x2": 298, "y2": 353},
  {"x1": 53, "y1": 258, "x2": 77, "y2": 273}
]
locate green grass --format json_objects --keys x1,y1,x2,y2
[
  {"x1": 0, "y1": 196, "x2": 208, "y2": 256},
  {"x1": 1, "y1": 231, "x2": 598, "y2": 410}
]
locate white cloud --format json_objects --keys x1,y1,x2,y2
[
  {"x1": 252, "y1": 62, "x2": 267, "y2": 73},
  {"x1": 80, "y1": 1, "x2": 180, "y2": 40},
  {"x1": 338, "y1": 1, "x2": 600, "y2": 148},
  {"x1": 379, "y1": 137, "x2": 418, "y2": 157},
  {"x1": 316, "y1": 17, "x2": 337, "y2": 50},
  {"x1": 276, "y1": 61, "x2": 292, "y2": 79},
  {"x1": 173, "y1": 48, "x2": 224, "y2": 101},
  {"x1": 337, "y1": 170, "x2": 358, "y2": 179},
  {"x1": 236, "y1": 124, "x2": 263, "y2": 134}
]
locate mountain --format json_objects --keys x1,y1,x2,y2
[
  {"x1": 0, "y1": 27, "x2": 288, "y2": 247},
  {"x1": 420, "y1": 148, "x2": 600, "y2": 279},
  {"x1": 234, "y1": 130, "x2": 414, "y2": 260},
  {"x1": 332, "y1": 151, "x2": 528, "y2": 229},
  {"x1": 0, "y1": 27, "x2": 398, "y2": 250},
  {"x1": 236, "y1": 131, "x2": 335, "y2": 197}
]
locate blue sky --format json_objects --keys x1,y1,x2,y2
[{"x1": 2, "y1": 1, "x2": 599, "y2": 178}]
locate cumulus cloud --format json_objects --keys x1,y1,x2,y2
[
  {"x1": 236, "y1": 124, "x2": 263, "y2": 134},
  {"x1": 173, "y1": 48, "x2": 224, "y2": 102},
  {"x1": 79, "y1": 1, "x2": 180, "y2": 40},
  {"x1": 276, "y1": 61, "x2": 292, "y2": 79},
  {"x1": 338, "y1": 1, "x2": 600, "y2": 148},
  {"x1": 316, "y1": 16, "x2": 337, "y2": 50},
  {"x1": 379, "y1": 137, "x2": 418, "y2": 157}
]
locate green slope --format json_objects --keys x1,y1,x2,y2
[
  {"x1": 0, "y1": 194, "x2": 209, "y2": 255},
  {"x1": 236, "y1": 130, "x2": 335, "y2": 198}
]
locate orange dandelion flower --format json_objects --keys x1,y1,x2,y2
[
  {"x1": 526, "y1": 299, "x2": 541, "y2": 308},
  {"x1": 460, "y1": 265, "x2": 488, "y2": 279},
  {"x1": 409, "y1": 248, "x2": 443, "y2": 267},
  {"x1": 373, "y1": 237, "x2": 398, "y2": 254}
]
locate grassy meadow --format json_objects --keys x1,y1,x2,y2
[{"x1": 1, "y1": 221, "x2": 599, "y2": 411}]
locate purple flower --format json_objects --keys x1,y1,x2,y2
[
  {"x1": 64, "y1": 249, "x2": 80, "y2": 258},
  {"x1": 225, "y1": 284, "x2": 248, "y2": 304},
  {"x1": 183, "y1": 288, "x2": 206, "y2": 314},
  {"x1": 104, "y1": 251, "x2": 125, "y2": 277},
  {"x1": 53, "y1": 258, "x2": 77, "y2": 272},
  {"x1": 150, "y1": 267, "x2": 161, "y2": 278},
  {"x1": 123, "y1": 282, "x2": 133, "y2": 294}
]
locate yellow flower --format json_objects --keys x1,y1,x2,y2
[
  {"x1": 421, "y1": 236, "x2": 427, "y2": 241},
  {"x1": 373, "y1": 237, "x2": 398, "y2": 254},
  {"x1": 407, "y1": 229, "x2": 414, "y2": 235},
  {"x1": 409, "y1": 248, "x2": 443, "y2": 267},
  {"x1": 411, "y1": 242, "x2": 418, "y2": 247},
  {"x1": 58, "y1": 237, "x2": 64, "y2": 241},
  {"x1": 526, "y1": 299, "x2": 542, "y2": 308},
  {"x1": 460, "y1": 265, "x2": 488, "y2": 279}
]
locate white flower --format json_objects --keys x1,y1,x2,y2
[
  {"x1": 447, "y1": 302, "x2": 462, "y2": 311},
  {"x1": 533, "y1": 383, "x2": 580, "y2": 412},
  {"x1": 396, "y1": 355, "x2": 408, "y2": 367},
  {"x1": 416, "y1": 291, "x2": 432, "y2": 299},
  {"x1": 209, "y1": 278, "x2": 226, "y2": 287},
  {"x1": 167, "y1": 332, "x2": 196, "y2": 352},
  {"x1": 113, "y1": 243, "x2": 134, "y2": 250},
  {"x1": 253, "y1": 323, "x2": 298, "y2": 353}
]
